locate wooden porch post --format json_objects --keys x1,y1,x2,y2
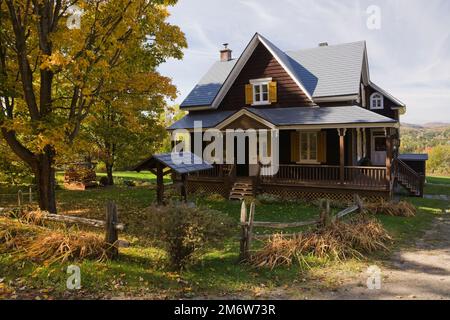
[
  {"x1": 338, "y1": 128, "x2": 347, "y2": 184},
  {"x1": 180, "y1": 173, "x2": 188, "y2": 202},
  {"x1": 386, "y1": 128, "x2": 393, "y2": 189},
  {"x1": 156, "y1": 163, "x2": 164, "y2": 205}
]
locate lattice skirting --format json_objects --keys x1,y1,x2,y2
[
  {"x1": 259, "y1": 184, "x2": 389, "y2": 203},
  {"x1": 182, "y1": 179, "x2": 390, "y2": 203},
  {"x1": 186, "y1": 180, "x2": 228, "y2": 198}
]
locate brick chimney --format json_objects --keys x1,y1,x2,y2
[{"x1": 220, "y1": 43, "x2": 232, "y2": 61}]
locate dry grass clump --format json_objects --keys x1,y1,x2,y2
[
  {"x1": 22, "y1": 229, "x2": 108, "y2": 265},
  {"x1": 250, "y1": 215, "x2": 392, "y2": 270},
  {"x1": 365, "y1": 200, "x2": 416, "y2": 217},
  {"x1": 0, "y1": 217, "x2": 40, "y2": 251},
  {"x1": 0, "y1": 216, "x2": 108, "y2": 265}
]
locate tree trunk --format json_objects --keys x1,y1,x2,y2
[
  {"x1": 106, "y1": 163, "x2": 114, "y2": 186},
  {"x1": 35, "y1": 146, "x2": 57, "y2": 213}
]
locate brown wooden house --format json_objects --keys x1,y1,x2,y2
[{"x1": 168, "y1": 33, "x2": 424, "y2": 202}]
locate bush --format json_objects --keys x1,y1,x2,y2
[
  {"x1": 256, "y1": 193, "x2": 282, "y2": 204},
  {"x1": 143, "y1": 203, "x2": 235, "y2": 270},
  {"x1": 427, "y1": 145, "x2": 450, "y2": 176},
  {"x1": 99, "y1": 176, "x2": 109, "y2": 186},
  {"x1": 206, "y1": 193, "x2": 226, "y2": 202}
]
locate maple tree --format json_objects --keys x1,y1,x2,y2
[{"x1": 0, "y1": 0, "x2": 186, "y2": 212}]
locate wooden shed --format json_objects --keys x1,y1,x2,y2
[{"x1": 398, "y1": 154, "x2": 428, "y2": 176}]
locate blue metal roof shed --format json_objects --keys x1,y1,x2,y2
[{"x1": 133, "y1": 152, "x2": 213, "y2": 204}]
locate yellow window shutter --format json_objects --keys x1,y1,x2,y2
[
  {"x1": 245, "y1": 84, "x2": 253, "y2": 105},
  {"x1": 269, "y1": 81, "x2": 277, "y2": 103},
  {"x1": 318, "y1": 131, "x2": 327, "y2": 163},
  {"x1": 290, "y1": 131, "x2": 300, "y2": 163}
]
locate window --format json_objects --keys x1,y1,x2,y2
[
  {"x1": 299, "y1": 131, "x2": 318, "y2": 163},
  {"x1": 374, "y1": 137, "x2": 386, "y2": 152},
  {"x1": 250, "y1": 78, "x2": 271, "y2": 105},
  {"x1": 370, "y1": 92, "x2": 384, "y2": 110}
]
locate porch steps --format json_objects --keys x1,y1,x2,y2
[
  {"x1": 229, "y1": 180, "x2": 254, "y2": 201},
  {"x1": 395, "y1": 159, "x2": 422, "y2": 197},
  {"x1": 397, "y1": 176, "x2": 421, "y2": 196}
]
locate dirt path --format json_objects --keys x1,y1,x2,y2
[{"x1": 311, "y1": 214, "x2": 450, "y2": 300}]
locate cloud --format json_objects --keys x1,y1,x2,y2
[
  {"x1": 158, "y1": 0, "x2": 450, "y2": 124},
  {"x1": 239, "y1": 0, "x2": 281, "y2": 25}
]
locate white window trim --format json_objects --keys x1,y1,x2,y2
[
  {"x1": 370, "y1": 92, "x2": 384, "y2": 110},
  {"x1": 250, "y1": 78, "x2": 272, "y2": 106},
  {"x1": 297, "y1": 130, "x2": 320, "y2": 164}
]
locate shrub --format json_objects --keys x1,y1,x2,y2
[
  {"x1": 143, "y1": 203, "x2": 235, "y2": 270},
  {"x1": 99, "y1": 176, "x2": 109, "y2": 186},
  {"x1": 206, "y1": 193, "x2": 226, "y2": 202},
  {"x1": 256, "y1": 193, "x2": 282, "y2": 204},
  {"x1": 427, "y1": 145, "x2": 450, "y2": 175}
]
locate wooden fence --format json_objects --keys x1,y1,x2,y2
[
  {"x1": 0, "y1": 201, "x2": 126, "y2": 259},
  {"x1": 239, "y1": 195, "x2": 364, "y2": 261},
  {"x1": 0, "y1": 186, "x2": 36, "y2": 207}
]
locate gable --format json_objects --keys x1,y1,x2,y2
[
  {"x1": 219, "y1": 43, "x2": 313, "y2": 110},
  {"x1": 221, "y1": 113, "x2": 272, "y2": 130}
]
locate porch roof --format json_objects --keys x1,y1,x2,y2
[{"x1": 168, "y1": 106, "x2": 397, "y2": 130}]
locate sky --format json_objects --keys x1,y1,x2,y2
[{"x1": 158, "y1": 0, "x2": 450, "y2": 125}]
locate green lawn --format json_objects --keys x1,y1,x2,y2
[
  {"x1": 1, "y1": 173, "x2": 449, "y2": 299},
  {"x1": 427, "y1": 176, "x2": 450, "y2": 185}
]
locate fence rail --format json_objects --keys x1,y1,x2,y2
[
  {"x1": 0, "y1": 186, "x2": 36, "y2": 206},
  {"x1": 238, "y1": 195, "x2": 363, "y2": 261},
  {"x1": 0, "y1": 201, "x2": 126, "y2": 259}
]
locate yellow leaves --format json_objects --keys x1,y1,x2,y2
[{"x1": 40, "y1": 52, "x2": 70, "y2": 72}]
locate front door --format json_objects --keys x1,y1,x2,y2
[{"x1": 371, "y1": 131, "x2": 386, "y2": 166}]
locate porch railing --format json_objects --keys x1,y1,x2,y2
[
  {"x1": 261, "y1": 164, "x2": 388, "y2": 190},
  {"x1": 189, "y1": 164, "x2": 234, "y2": 179},
  {"x1": 344, "y1": 166, "x2": 388, "y2": 189},
  {"x1": 260, "y1": 165, "x2": 340, "y2": 185}
]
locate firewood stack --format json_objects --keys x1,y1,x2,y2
[{"x1": 64, "y1": 164, "x2": 98, "y2": 190}]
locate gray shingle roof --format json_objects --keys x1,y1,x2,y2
[
  {"x1": 247, "y1": 106, "x2": 396, "y2": 126},
  {"x1": 180, "y1": 35, "x2": 366, "y2": 108},
  {"x1": 168, "y1": 110, "x2": 235, "y2": 130},
  {"x1": 134, "y1": 152, "x2": 213, "y2": 174},
  {"x1": 287, "y1": 41, "x2": 365, "y2": 98},
  {"x1": 168, "y1": 106, "x2": 396, "y2": 130},
  {"x1": 399, "y1": 154, "x2": 429, "y2": 161},
  {"x1": 180, "y1": 59, "x2": 237, "y2": 108}
]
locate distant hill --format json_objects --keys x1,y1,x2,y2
[
  {"x1": 402, "y1": 122, "x2": 450, "y2": 129},
  {"x1": 400, "y1": 123, "x2": 450, "y2": 154}
]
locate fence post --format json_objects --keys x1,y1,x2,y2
[
  {"x1": 17, "y1": 190, "x2": 23, "y2": 208},
  {"x1": 239, "y1": 201, "x2": 248, "y2": 262},
  {"x1": 105, "y1": 201, "x2": 119, "y2": 259},
  {"x1": 354, "y1": 194, "x2": 364, "y2": 212},
  {"x1": 319, "y1": 199, "x2": 331, "y2": 227},
  {"x1": 29, "y1": 186, "x2": 33, "y2": 203},
  {"x1": 245, "y1": 202, "x2": 256, "y2": 255}
]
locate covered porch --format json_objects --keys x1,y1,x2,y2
[{"x1": 170, "y1": 106, "x2": 399, "y2": 200}]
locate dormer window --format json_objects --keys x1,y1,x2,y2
[
  {"x1": 370, "y1": 92, "x2": 384, "y2": 110},
  {"x1": 249, "y1": 78, "x2": 271, "y2": 105},
  {"x1": 245, "y1": 78, "x2": 277, "y2": 106}
]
